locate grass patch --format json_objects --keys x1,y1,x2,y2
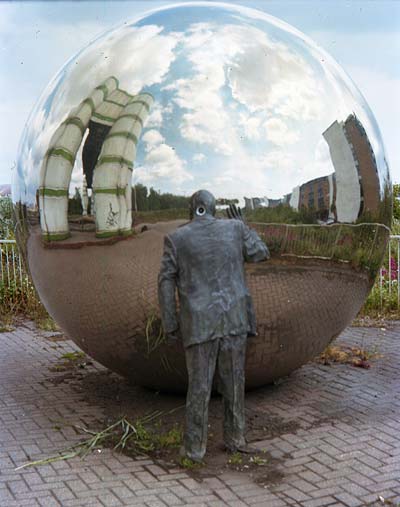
[
  {"x1": 0, "y1": 277, "x2": 57, "y2": 331},
  {"x1": 37, "y1": 317, "x2": 59, "y2": 332},
  {"x1": 49, "y1": 350, "x2": 91, "y2": 372},
  {"x1": 60, "y1": 351, "x2": 86, "y2": 361},
  {"x1": 250, "y1": 455, "x2": 268, "y2": 466},
  {"x1": 228, "y1": 452, "x2": 243, "y2": 465},
  {"x1": 359, "y1": 280, "x2": 399, "y2": 319},
  {"x1": 0, "y1": 326, "x2": 13, "y2": 332},
  {"x1": 227, "y1": 450, "x2": 269, "y2": 472},
  {"x1": 179, "y1": 457, "x2": 203, "y2": 469}
]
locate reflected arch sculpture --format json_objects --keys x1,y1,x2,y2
[
  {"x1": 13, "y1": 2, "x2": 392, "y2": 392},
  {"x1": 38, "y1": 76, "x2": 153, "y2": 241}
]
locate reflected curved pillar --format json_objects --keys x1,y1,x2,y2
[
  {"x1": 93, "y1": 93, "x2": 154, "y2": 238},
  {"x1": 39, "y1": 77, "x2": 118, "y2": 241}
]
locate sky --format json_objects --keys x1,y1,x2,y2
[{"x1": 1, "y1": 0, "x2": 399, "y2": 187}]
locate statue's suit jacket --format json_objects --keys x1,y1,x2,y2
[{"x1": 158, "y1": 215, "x2": 269, "y2": 349}]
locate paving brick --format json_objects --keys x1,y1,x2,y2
[
  {"x1": 333, "y1": 492, "x2": 364, "y2": 507},
  {"x1": 283, "y1": 487, "x2": 311, "y2": 502},
  {"x1": 111, "y1": 485, "x2": 136, "y2": 499},
  {"x1": 158, "y1": 492, "x2": 185, "y2": 505},
  {"x1": 38, "y1": 496, "x2": 61, "y2": 507},
  {"x1": 301, "y1": 496, "x2": 337, "y2": 507},
  {"x1": 248, "y1": 499, "x2": 289, "y2": 507},
  {"x1": 291, "y1": 479, "x2": 319, "y2": 493},
  {"x1": 143, "y1": 499, "x2": 168, "y2": 507},
  {"x1": 53, "y1": 487, "x2": 76, "y2": 502},
  {"x1": 214, "y1": 488, "x2": 240, "y2": 502}
]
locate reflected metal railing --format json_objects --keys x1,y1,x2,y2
[
  {"x1": 380, "y1": 235, "x2": 400, "y2": 309},
  {"x1": 1, "y1": 236, "x2": 400, "y2": 310},
  {"x1": 0, "y1": 239, "x2": 27, "y2": 290}
]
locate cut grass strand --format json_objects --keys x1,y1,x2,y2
[{"x1": 15, "y1": 408, "x2": 184, "y2": 471}]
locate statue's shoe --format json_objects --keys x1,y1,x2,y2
[
  {"x1": 179, "y1": 445, "x2": 204, "y2": 464},
  {"x1": 226, "y1": 443, "x2": 267, "y2": 455}
]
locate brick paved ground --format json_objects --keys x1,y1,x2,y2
[{"x1": 0, "y1": 321, "x2": 399, "y2": 507}]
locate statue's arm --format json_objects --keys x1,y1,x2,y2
[
  {"x1": 241, "y1": 221, "x2": 270, "y2": 263},
  {"x1": 227, "y1": 204, "x2": 270, "y2": 263},
  {"x1": 158, "y1": 235, "x2": 179, "y2": 334}
]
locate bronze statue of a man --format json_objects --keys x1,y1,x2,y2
[{"x1": 158, "y1": 189, "x2": 269, "y2": 462}]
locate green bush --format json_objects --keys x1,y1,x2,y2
[
  {"x1": 0, "y1": 197, "x2": 13, "y2": 239},
  {"x1": 360, "y1": 279, "x2": 399, "y2": 317}
]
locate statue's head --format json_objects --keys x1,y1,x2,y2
[{"x1": 189, "y1": 189, "x2": 216, "y2": 219}]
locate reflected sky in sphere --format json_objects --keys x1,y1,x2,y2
[{"x1": 15, "y1": 1, "x2": 390, "y2": 213}]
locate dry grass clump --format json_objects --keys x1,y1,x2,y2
[{"x1": 318, "y1": 344, "x2": 382, "y2": 369}]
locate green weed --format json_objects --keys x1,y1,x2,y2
[
  {"x1": 250, "y1": 455, "x2": 268, "y2": 466},
  {"x1": 60, "y1": 351, "x2": 86, "y2": 361},
  {"x1": 228, "y1": 452, "x2": 243, "y2": 465},
  {"x1": 179, "y1": 456, "x2": 203, "y2": 469}
]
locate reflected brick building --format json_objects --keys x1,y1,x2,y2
[
  {"x1": 343, "y1": 114, "x2": 380, "y2": 217},
  {"x1": 298, "y1": 175, "x2": 333, "y2": 221},
  {"x1": 323, "y1": 114, "x2": 380, "y2": 222}
]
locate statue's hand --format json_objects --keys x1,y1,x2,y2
[{"x1": 227, "y1": 204, "x2": 245, "y2": 223}]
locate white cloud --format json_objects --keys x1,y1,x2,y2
[
  {"x1": 264, "y1": 117, "x2": 300, "y2": 146},
  {"x1": 226, "y1": 27, "x2": 322, "y2": 119},
  {"x1": 136, "y1": 143, "x2": 193, "y2": 185},
  {"x1": 142, "y1": 129, "x2": 165, "y2": 151},
  {"x1": 64, "y1": 24, "x2": 182, "y2": 100},
  {"x1": 165, "y1": 70, "x2": 235, "y2": 155},
  {"x1": 193, "y1": 153, "x2": 205, "y2": 163},
  {"x1": 145, "y1": 102, "x2": 168, "y2": 129},
  {"x1": 239, "y1": 113, "x2": 262, "y2": 141}
]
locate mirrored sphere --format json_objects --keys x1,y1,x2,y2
[{"x1": 13, "y1": 2, "x2": 392, "y2": 391}]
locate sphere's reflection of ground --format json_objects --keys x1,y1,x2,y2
[{"x1": 28, "y1": 220, "x2": 379, "y2": 392}]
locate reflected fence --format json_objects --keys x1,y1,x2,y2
[
  {"x1": 0, "y1": 240, "x2": 28, "y2": 291},
  {"x1": 1, "y1": 236, "x2": 400, "y2": 312},
  {"x1": 379, "y1": 235, "x2": 400, "y2": 310}
]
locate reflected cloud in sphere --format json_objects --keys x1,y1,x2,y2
[{"x1": 13, "y1": 2, "x2": 392, "y2": 391}]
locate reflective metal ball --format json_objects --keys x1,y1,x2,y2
[{"x1": 13, "y1": 2, "x2": 391, "y2": 391}]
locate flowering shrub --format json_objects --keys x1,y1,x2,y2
[{"x1": 381, "y1": 257, "x2": 398, "y2": 281}]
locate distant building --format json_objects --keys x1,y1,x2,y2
[
  {"x1": 323, "y1": 119, "x2": 361, "y2": 222},
  {"x1": 244, "y1": 196, "x2": 269, "y2": 210},
  {"x1": 243, "y1": 196, "x2": 285, "y2": 211},
  {"x1": 244, "y1": 197, "x2": 254, "y2": 211},
  {"x1": 343, "y1": 115, "x2": 380, "y2": 217},
  {"x1": 289, "y1": 186, "x2": 300, "y2": 211},
  {"x1": 322, "y1": 114, "x2": 380, "y2": 222},
  {"x1": 298, "y1": 175, "x2": 332, "y2": 221}
]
